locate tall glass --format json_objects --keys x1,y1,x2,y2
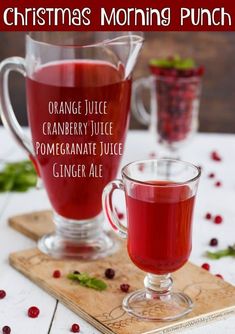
[
  {"x1": 103, "y1": 159, "x2": 200, "y2": 321},
  {"x1": 132, "y1": 66, "x2": 203, "y2": 157},
  {"x1": 0, "y1": 32, "x2": 143, "y2": 259}
]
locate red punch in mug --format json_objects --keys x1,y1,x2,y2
[
  {"x1": 0, "y1": 32, "x2": 143, "y2": 259},
  {"x1": 103, "y1": 159, "x2": 200, "y2": 321}
]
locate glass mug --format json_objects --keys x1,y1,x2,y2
[
  {"x1": 0, "y1": 32, "x2": 143, "y2": 259},
  {"x1": 103, "y1": 159, "x2": 200, "y2": 321},
  {"x1": 132, "y1": 66, "x2": 203, "y2": 155}
]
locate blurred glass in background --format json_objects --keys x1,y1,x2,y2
[{"x1": 0, "y1": 32, "x2": 235, "y2": 133}]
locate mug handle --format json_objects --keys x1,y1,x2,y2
[
  {"x1": 102, "y1": 179, "x2": 127, "y2": 239},
  {"x1": 0, "y1": 57, "x2": 35, "y2": 158},
  {"x1": 131, "y1": 76, "x2": 152, "y2": 126}
]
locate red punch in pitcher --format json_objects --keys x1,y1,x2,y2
[{"x1": 0, "y1": 32, "x2": 143, "y2": 259}]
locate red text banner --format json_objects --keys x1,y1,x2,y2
[{"x1": 0, "y1": 0, "x2": 234, "y2": 31}]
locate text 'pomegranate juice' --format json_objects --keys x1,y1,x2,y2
[{"x1": 27, "y1": 60, "x2": 131, "y2": 220}]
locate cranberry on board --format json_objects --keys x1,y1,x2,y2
[
  {"x1": 105, "y1": 268, "x2": 115, "y2": 279},
  {"x1": 201, "y1": 263, "x2": 210, "y2": 271},
  {"x1": 120, "y1": 283, "x2": 130, "y2": 293},
  {"x1": 215, "y1": 274, "x2": 224, "y2": 279},
  {"x1": 73, "y1": 270, "x2": 80, "y2": 275},
  {"x1": 53, "y1": 270, "x2": 61, "y2": 278}
]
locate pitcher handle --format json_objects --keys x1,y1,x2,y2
[
  {"x1": 0, "y1": 57, "x2": 42, "y2": 185},
  {"x1": 102, "y1": 179, "x2": 127, "y2": 239},
  {"x1": 0, "y1": 57, "x2": 35, "y2": 158},
  {"x1": 132, "y1": 76, "x2": 152, "y2": 126}
]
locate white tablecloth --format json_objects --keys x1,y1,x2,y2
[{"x1": 0, "y1": 128, "x2": 235, "y2": 333}]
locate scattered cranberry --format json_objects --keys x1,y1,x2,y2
[
  {"x1": 211, "y1": 151, "x2": 222, "y2": 162},
  {"x1": 215, "y1": 274, "x2": 224, "y2": 279},
  {"x1": 71, "y1": 323, "x2": 80, "y2": 333},
  {"x1": 117, "y1": 212, "x2": 124, "y2": 220},
  {"x1": 73, "y1": 271, "x2": 80, "y2": 275},
  {"x1": 2, "y1": 326, "x2": 11, "y2": 334},
  {"x1": 208, "y1": 173, "x2": 215, "y2": 178},
  {"x1": 210, "y1": 238, "x2": 218, "y2": 246},
  {"x1": 205, "y1": 213, "x2": 212, "y2": 220},
  {"x1": 120, "y1": 283, "x2": 130, "y2": 293},
  {"x1": 53, "y1": 270, "x2": 61, "y2": 278},
  {"x1": 215, "y1": 181, "x2": 222, "y2": 187},
  {"x1": 105, "y1": 268, "x2": 115, "y2": 279},
  {"x1": 0, "y1": 290, "x2": 6, "y2": 299},
  {"x1": 115, "y1": 208, "x2": 124, "y2": 220},
  {"x1": 214, "y1": 215, "x2": 223, "y2": 224},
  {"x1": 149, "y1": 152, "x2": 156, "y2": 158},
  {"x1": 28, "y1": 306, "x2": 40, "y2": 318},
  {"x1": 201, "y1": 263, "x2": 210, "y2": 271},
  {"x1": 138, "y1": 163, "x2": 144, "y2": 172}
]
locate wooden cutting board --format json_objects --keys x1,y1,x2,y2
[{"x1": 9, "y1": 211, "x2": 235, "y2": 334}]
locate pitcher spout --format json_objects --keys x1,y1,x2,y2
[
  {"x1": 103, "y1": 32, "x2": 144, "y2": 79},
  {"x1": 28, "y1": 31, "x2": 144, "y2": 80}
]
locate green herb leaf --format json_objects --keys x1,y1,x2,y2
[
  {"x1": 67, "y1": 272, "x2": 107, "y2": 291},
  {"x1": 175, "y1": 58, "x2": 195, "y2": 70},
  {"x1": 206, "y1": 244, "x2": 235, "y2": 259},
  {"x1": 150, "y1": 55, "x2": 196, "y2": 70},
  {"x1": 149, "y1": 58, "x2": 173, "y2": 68},
  {"x1": 0, "y1": 160, "x2": 37, "y2": 192}
]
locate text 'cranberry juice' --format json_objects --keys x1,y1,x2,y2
[{"x1": 27, "y1": 60, "x2": 131, "y2": 220}]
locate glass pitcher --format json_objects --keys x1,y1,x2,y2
[{"x1": 0, "y1": 32, "x2": 143, "y2": 259}]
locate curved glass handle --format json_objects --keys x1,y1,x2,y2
[
  {"x1": 132, "y1": 76, "x2": 152, "y2": 126},
  {"x1": 102, "y1": 179, "x2": 127, "y2": 239},
  {"x1": 0, "y1": 57, "x2": 34, "y2": 158}
]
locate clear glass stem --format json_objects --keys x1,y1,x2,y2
[
  {"x1": 123, "y1": 271, "x2": 193, "y2": 321},
  {"x1": 163, "y1": 146, "x2": 181, "y2": 160},
  {"x1": 144, "y1": 273, "x2": 173, "y2": 299}
]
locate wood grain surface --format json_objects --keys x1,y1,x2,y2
[
  {"x1": 9, "y1": 211, "x2": 235, "y2": 334},
  {"x1": 9, "y1": 210, "x2": 54, "y2": 241}
]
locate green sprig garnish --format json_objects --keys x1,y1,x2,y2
[
  {"x1": 150, "y1": 55, "x2": 196, "y2": 70},
  {"x1": 206, "y1": 244, "x2": 235, "y2": 259},
  {"x1": 0, "y1": 160, "x2": 37, "y2": 192},
  {"x1": 67, "y1": 272, "x2": 107, "y2": 291}
]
